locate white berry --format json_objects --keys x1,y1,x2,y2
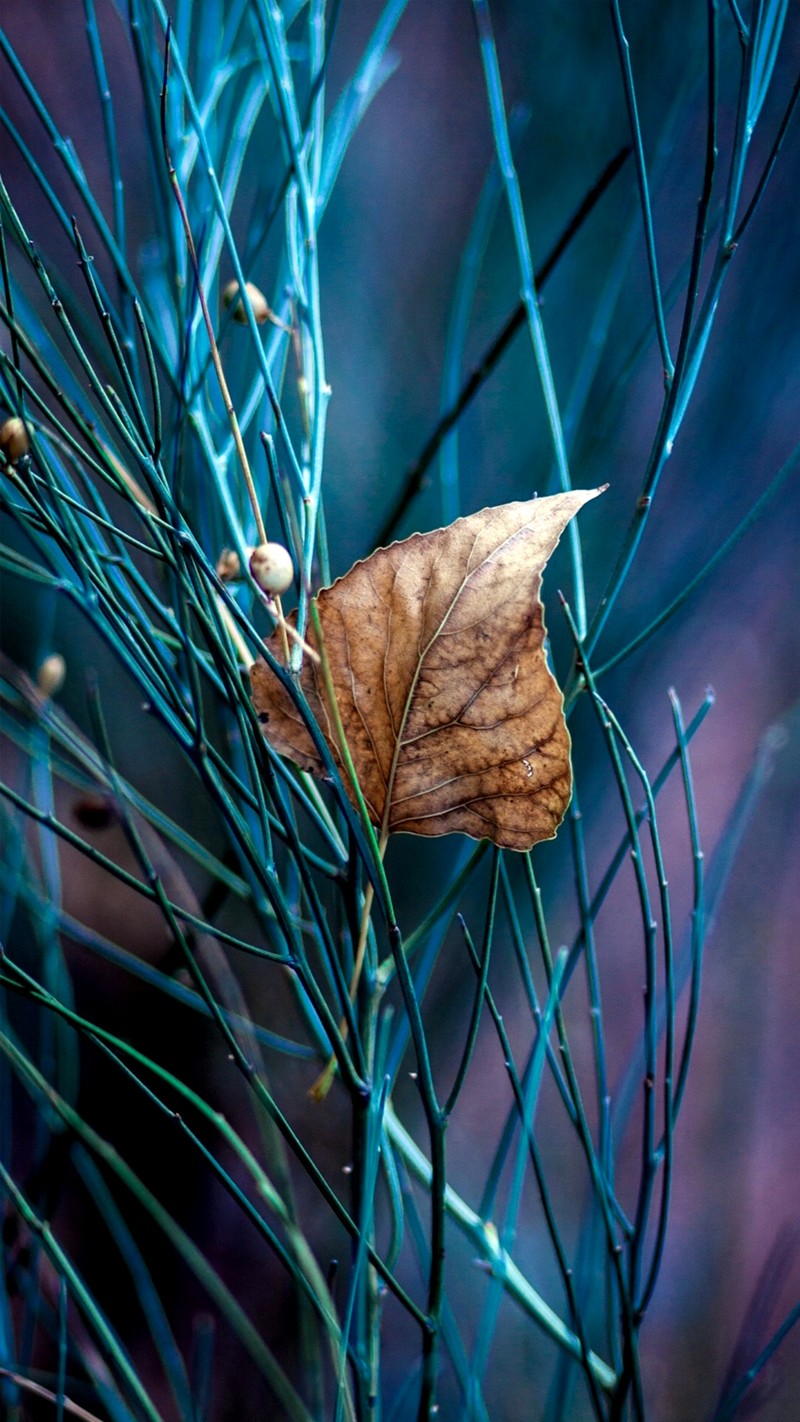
[
  {"x1": 1, "y1": 416, "x2": 30, "y2": 463},
  {"x1": 249, "y1": 542, "x2": 294, "y2": 595},
  {"x1": 37, "y1": 653, "x2": 66, "y2": 698}
]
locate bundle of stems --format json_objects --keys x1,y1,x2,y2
[{"x1": 1, "y1": 2, "x2": 798, "y2": 1419}]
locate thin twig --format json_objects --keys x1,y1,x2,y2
[
  {"x1": 374, "y1": 144, "x2": 631, "y2": 548},
  {"x1": 159, "y1": 28, "x2": 294, "y2": 666}
]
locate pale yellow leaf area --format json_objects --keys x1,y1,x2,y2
[{"x1": 250, "y1": 489, "x2": 603, "y2": 851}]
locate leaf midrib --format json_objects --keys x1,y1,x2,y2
[{"x1": 379, "y1": 522, "x2": 530, "y2": 835}]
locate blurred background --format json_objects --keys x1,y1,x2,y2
[{"x1": 2, "y1": 2, "x2": 800, "y2": 1418}]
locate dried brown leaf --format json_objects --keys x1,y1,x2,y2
[{"x1": 250, "y1": 490, "x2": 603, "y2": 850}]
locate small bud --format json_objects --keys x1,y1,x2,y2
[
  {"x1": 37, "y1": 653, "x2": 66, "y2": 698},
  {"x1": 1, "y1": 417, "x2": 30, "y2": 463},
  {"x1": 483, "y1": 1220, "x2": 500, "y2": 1253},
  {"x1": 249, "y1": 542, "x2": 294, "y2": 595},
  {"x1": 222, "y1": 280, "x2": 271, "y2": 325},
  {"x1": 73, "y1": 793, "x2": 115, "y2": 829},
  {"x1": 216, "y1": 547, "x2": 242, "y2": 581}
]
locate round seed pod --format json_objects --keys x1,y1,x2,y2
[
  {"x1": 1, "y1": 417, "x2": 30, "y2": 463},
  {"x1": 249, "y1": 542, "x2": 294, "y2": 595},
  {"x1": 37, "y1": 653, "x2": 66, "y2": 698},
  {"x1": 222, "y1": 280, "x2": 271, "y2": 325}
]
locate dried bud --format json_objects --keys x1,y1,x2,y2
[
  {"x1": 73, "y1": 793, "x2": 116, "y2": 829},
  {"x1": 37, "y1": 653, "x2": 66, "y2": 698},
  {"x1": 249, "y1": 542, "x2": 294, "y2": 595},
  {"x1": 222, "y1": 280, "x2": 271, "y2": 325},
  {"x1": 1, "y1": 416, "x2": 30, "y2": 464},
  {"x1": 216, "y1": 547, "x2": 242, "y2": 581}
]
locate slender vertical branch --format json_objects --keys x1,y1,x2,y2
[
  {"x1": 471, "y1": 0, "x2": 586, "y2": 636},
  {"x1": 609, "y1": 0, "x2": 674, "y2": 383},
  {"x1": 159, "y1": 34, "x2": 267, "y2": 548}
]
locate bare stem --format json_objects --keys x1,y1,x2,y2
[{"x1": 310, "y1": 828, "x2": 389, "y2": 1102}]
